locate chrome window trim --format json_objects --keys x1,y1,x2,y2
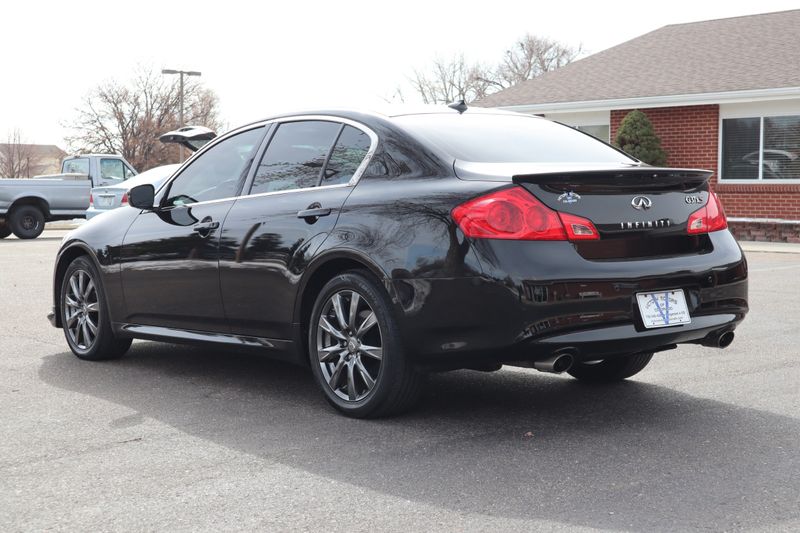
[{"x1": 157, "y1": 114, "x2": 379, "y2": 210}]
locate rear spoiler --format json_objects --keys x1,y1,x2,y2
[{"x1": 512, "y1": 167, "x2": 713, "y2": 191}]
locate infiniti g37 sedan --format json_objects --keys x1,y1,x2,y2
[{"x1": 49, "y1": 106, "x2": 748, "y2": 417}]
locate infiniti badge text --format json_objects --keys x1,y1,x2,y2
[{"x1": 620, "y1": 219, "x2": 672, "y2": 230}]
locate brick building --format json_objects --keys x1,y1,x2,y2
[{"x1": 476, "y1": 10, "x2": 800, "y2": 242}]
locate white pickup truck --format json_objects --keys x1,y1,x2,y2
[{"x1": 0, "y1": 154, "x2": 137, "y2": 239}]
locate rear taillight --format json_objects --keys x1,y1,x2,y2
[
  {"x1": 451, "y1": 186, "x2": 599, "y2": 241},
  {"x1": 89, "y1": 193, "x2": 94, "y2": 207},
  {"x1": 687, "y1": 191, "x2": 727, "y2": 234},
  {"x1": 121, "y1": 192, "x2": 129, "y2": 206}
]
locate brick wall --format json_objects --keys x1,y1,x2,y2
[{"x1": 611, "y1": 105, "x2": 800, "y2": 241}]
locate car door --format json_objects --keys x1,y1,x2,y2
[
  {"x1": 219, "y1": 119, "x2": 376, "y2": 339},
  {"x1": 119, "y1": 126, "x2": 266, "y2": 332}
]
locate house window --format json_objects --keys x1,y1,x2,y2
[
  {"x1": 577, "y1": 124, "x2": 610, "y2": 143},
  {"x1": 721, "y1": 115, "x2": 800, "y2": 180}
]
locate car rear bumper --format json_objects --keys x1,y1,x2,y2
[{"x1": 393, "y1": 230, "x2": 748, "y2": 365}]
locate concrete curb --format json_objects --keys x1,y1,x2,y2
[{"x1": 740, "y1": 241, "x2": 800, "y2": 254}]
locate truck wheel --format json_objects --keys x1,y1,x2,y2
[
  {"x1": 0, "y1": 222, "x2": 11, "y2": 239},
  {"x1": 10, "y1": 205, "x2": 45, "y2": 239}
]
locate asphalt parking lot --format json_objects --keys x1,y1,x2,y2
[{"x1": 1, "y1": 230, "x2": 799, "y2": 532}]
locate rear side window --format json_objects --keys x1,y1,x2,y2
[
  {"x1": 322, "y1": 126, "x2": 371, "y2": 186},
  {"x1": 395, "y1": 114, "x2": 635, "y2": 164},
  {"x1": 63, "y1": 158, "x2": 89, "y2": 174},
  {"x1": 250, "y1": 121, "x2": 341, "y2": 194}
]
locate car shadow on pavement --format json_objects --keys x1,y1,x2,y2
[{"x1": 39, "y1": 343, "x2": 799, "y2": 532}]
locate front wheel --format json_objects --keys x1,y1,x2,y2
[
  {"x1": 60, "y1": 256, "x2": 132, "y2": 360},
  {"x1": 308, "y1": 271, "x2": 424, "y2": 418},
  {"x1": 567, "y1": 352, "x2": 654, "y2": 382}
]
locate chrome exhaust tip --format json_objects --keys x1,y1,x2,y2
[{"x1": 533, "y1": 352, "x2": 574, "y2": 374}]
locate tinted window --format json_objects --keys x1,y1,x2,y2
[
  {"x1": 164, "y1": 127, "x2": 264, "y2": 207},
  {"x1": 100, "y1": 159, "x2": 124, "y2": 180},
  {"x1": 721, "y1": 118, "x2": 760, "y2": 180},
  {"x1": 63, "y1": 158, "x2": 89, "y2": 174},
  {"x1": 250, "y1": 121, "x2": 341, "y2": 195},
  {"x1": 395, "y1": 114, "x2": 634, "y2": 163},
  {"x1": 322, "y1": 125, "x2": 371, "y2": 186}
]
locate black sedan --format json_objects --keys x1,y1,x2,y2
[{"x1": 49, "y1": 106, "x2": 748, "y2": 417}]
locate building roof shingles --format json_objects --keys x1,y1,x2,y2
[{"x1": 475, "y1": 10, "x2": 800, "y2": 108}]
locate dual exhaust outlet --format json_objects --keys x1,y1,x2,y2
[{"x1": 532, "y1": 330, "x2": 735, "y2": 374}]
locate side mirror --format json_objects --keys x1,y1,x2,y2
[{"x1": 129, "y1": 184, "x2": 155, "y2": 210}]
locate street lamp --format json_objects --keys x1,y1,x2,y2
[{"x1": 161, "y1": 68, "x2": 202, "y2": 162}]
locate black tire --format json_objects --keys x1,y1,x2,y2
[
  {"x1": 0, "y1": 222, "x2": 11, "y2": 239},
  {"x1": 10, "y1": 205, "x2": 45, "y2": 239},
  {"x1": 567, "y1": 352, "x2": 654, "y2": 382},
  {"x1": 308, "y1": 271, "x2": 424, "y2": 418},
  {"x1": 60, "y1": 256, "x2": 132, "y2": 361}
]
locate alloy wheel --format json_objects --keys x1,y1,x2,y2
[
  {"x1": 63, "y1": 270, "x2": 100, "y2": 352},
  {"x1": 316, "y1": 290, "x2": 383, "y2": 402}
]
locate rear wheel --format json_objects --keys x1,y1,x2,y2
[
  {"x1": 10, "y1": 205, "x2": 45, "y2": 239},
  {"x1": 567, "y1": 352, "x2": 654, "y2": 382},
  {"x1": 60, "y1": 256, "x2": 132, "y2": 360},
  {"x1": 308, "y1": 271, "x2": 424, "y2": 418},
  {"x1": 0, "y1": 222, "x2": 11, "y2": 239}
]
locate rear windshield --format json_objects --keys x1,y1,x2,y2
[{"x1": 395, "y1": 113, "x2": 635, "y2": 164}]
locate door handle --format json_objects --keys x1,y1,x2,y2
[
  {"x1": 193, "y1": 220, "x2": 219, "y2": 233},
  {"x1": 296, "y1": 207, "x2": 332, "y2": 219}
]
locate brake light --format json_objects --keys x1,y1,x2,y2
[
  {"x1": 89, "y1": 193, "x2": 93, "y2": 207},
  {"x1": 687, "y1": 191, "x2": 727, "y2": 234},
  {"x1": 451, "y1": 186, "x2": 599, "y2": 241},
  {"x1": 121, "y1": 192, "x2": 129, "y2": 206}
]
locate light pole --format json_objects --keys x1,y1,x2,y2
[{"x1": 161, "y1": 68, "x2": 202, "y2": 162}]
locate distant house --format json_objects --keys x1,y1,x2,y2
[
  {"x1": 475, "y1": 10, "x2": 800, "y2": 242},
  {"x1": 0, "y1": 144, "x2": 66, "y2": 177}
]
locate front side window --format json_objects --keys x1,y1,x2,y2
[
  {"x1": 164, "y1": 127, "x2": 264, "y2": 207},
  {"x1": 250, "y1": 121, "x2": 341, "y2": 195},
  {"x1": 721, "y1": 115, "x2": 800, "y2": 180},
  {"x1": 322, "y1": 125, "x2": 371, "y2": 186},
  {"x1": 100, "y1": 159, "x2": 125, "y2": 180},
  {"x1": 63, "y1": 158, "x2": 89, "y2": 174}
]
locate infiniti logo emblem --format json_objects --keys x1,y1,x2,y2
[{"x1": 631, "y1": 196, "x2": 653, "y2": 210}]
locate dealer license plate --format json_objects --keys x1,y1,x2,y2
[{"x1": 636, "y1": 289, "x2": 691, "y2": 328}]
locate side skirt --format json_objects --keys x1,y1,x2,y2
[{"x1": 114, "y1": 323, "x2": 303, "y2": 364}]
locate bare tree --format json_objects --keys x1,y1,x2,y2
[
  {"x1": 64, "y1": 67, "x2": 225, "y2": 171},
  {"x1": 0, "y1": 129, "x2": 38, "y2": 179},
  {"x1": 408, "y1": 34, "x2": 581, "y2": 104}
]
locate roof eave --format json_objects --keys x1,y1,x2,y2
[{"x1": 494, "y1": 86, "x2": 800, "y2": 114}]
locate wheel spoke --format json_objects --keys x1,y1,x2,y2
[
  {"x1": 346, "y1": 362, "x2": 357, "y2": 401},
  {"x1": 355, "y1": 358, "x2": 375, "y2": 389},
  {"x1": 66, "y1": 312, "x2": 79, "y2": 327},
  {"x1": 347, "y1": 292, "x2": 360, "y2": 330},
  {"x1": 69, "y1": 276, "x2": 80, "y2": 300},
  {"x1": 356, "y1": 312, "x2": 377, "y2": 339},
  {"x1": 328, "y1": 359, "x2": 346, "y2": 390},
  {"x1": 359, "y1": 344, "x2": 383, "y2": 361},
  {"x1": 320, "y1": 316, "x2": 347, "y2": 340},
  {"x1": 85, "y1": 315, "x2": 98, "y2": 335},
  {"x1": 81, "y1": 322, "x2": 92, "y2": 347},
  {"x1": 318, "y1": 345, "x2": 344, "y2": 363},
  {"x1": 86, "y1": 302, "x2": 99, "y2": 313},
  {"x1": 83, "y1": 279, "x2": 95, "y2": 300},
  {"x1": 65, "y1": 296, "x2": 80, "y2": 309},
  {"x1": 77, "y1": 271, "x2": 86, "y2": 296},
  {"x1": 331, "y1": 293, "x2": 348, "y2": 331}
]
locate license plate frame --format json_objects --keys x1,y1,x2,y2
[{"x1": 636, "y1": 289, "x2": 691, "y2": 329}]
